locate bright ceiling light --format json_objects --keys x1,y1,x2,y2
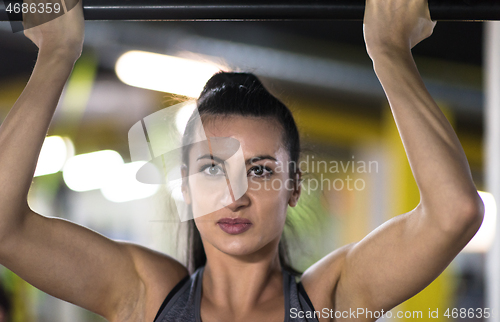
[
  {"x1": 63, "y1": 150, "x2": 124, "y2": 192},
  {"x1": 34, "y1": 136, "x2": 74, "y2": 177},
  {"x1": 101, "y1": 161, "x2": 159, "y2": 203},
  {"x1": 115, "y1": 50, "x2": 223, "y2": 98},
  {"x1": 463, "y1": 191, "x2": 497, "y2": 253}
]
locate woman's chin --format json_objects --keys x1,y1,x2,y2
[{"x1": 217, "y1": 240, "x2": 259, "y2": 256}]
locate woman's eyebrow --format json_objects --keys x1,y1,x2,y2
[
  {"x1": 196, "y1": 154, "x2": 223, "y2": 164},
  {"x1": 246, "y1": 155, "x2": 277, "y2": 165},
  {"x1": 196, "y1": 154, "x2": 277, "y2": 165}
]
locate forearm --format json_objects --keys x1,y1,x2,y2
[
  {"x1": 0, "y1": 51, "x2": 76, "y2": 232},
  {"x1": 372, "y1": 50, "x2": 483, "y2": 222}
]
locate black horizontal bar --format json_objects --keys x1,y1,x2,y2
[{"x1": 1, "y1": 0, "x2": 499, "y2": 22}]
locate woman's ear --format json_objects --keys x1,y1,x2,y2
[
  {"x1": 288, "y1": 170, "x2": 302, "y2": 207},
  {"x1": 181, "y1": 164, "x2": 191, "y2": 204}
]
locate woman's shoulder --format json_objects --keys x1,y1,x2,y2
[{"x1": 299, "y1": 243, "x2": 356, "y2": 311}]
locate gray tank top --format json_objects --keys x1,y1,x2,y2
[{"x1": 154, "y1": 266, "x2": 320, "y2": 322}]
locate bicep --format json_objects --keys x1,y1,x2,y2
[
  {"x1": 0, "y1": 208, "x2": 142, "y2": 320},
  {"x1": 335, "y1": 206, "x2": 480, "y2": 313}
]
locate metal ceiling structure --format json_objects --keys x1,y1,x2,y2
[{"x1": 0, "y1": 0, "x2": 500, "y2": 22}]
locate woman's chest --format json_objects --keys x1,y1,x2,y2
[{"x1": 200, "y1": 294, "x2": 286, "y2": 322}]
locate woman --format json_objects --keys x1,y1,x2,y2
[{"x1": 0, "y1": 0, "x2": 484, "y2": 321}]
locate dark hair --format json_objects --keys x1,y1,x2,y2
[{"x1": 182, "y1": 71, "x2": 302, "y2": 275}]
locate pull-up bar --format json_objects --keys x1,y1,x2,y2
[{"x1": 1, "y1": 0, "x2": 499, "y2": 22}]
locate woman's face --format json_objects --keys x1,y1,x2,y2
[{"x1": 183, "y1": 115, "x2": 300, "y2": 257}]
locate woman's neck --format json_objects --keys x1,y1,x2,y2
[{"x1": 201, "y1": 238, "x2": 284, "y2": 314}]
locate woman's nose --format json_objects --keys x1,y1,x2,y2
[{"x1": 222, "y1": 188, "x2": 250, "y2": 211}]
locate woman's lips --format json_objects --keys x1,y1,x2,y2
[{"x1": 217, "y1": 218, "x2": 252, "y2": 235}]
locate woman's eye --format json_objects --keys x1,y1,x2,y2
[
  {"x1": 202, "y1": 165, "x2": 224, "y2": 176},
  {"x1": 248, "y1": 166, "x2": 272, "y2": 178}
]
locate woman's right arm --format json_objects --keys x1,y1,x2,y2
[{"x1": 0, "y1": 3, "x2": 187, "y2": 321}]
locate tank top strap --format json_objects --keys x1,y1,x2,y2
[
  {"x1": 284, "y1": 269, "x2": 320, "y2": 322},
  {"x1": 282, "y1": 269, "x2": 293, "y2": 322},
  {"x1": 153, "y1": 273, "x2": 190, "y2": 322},
  {"x1": 193, "y1": 266, "x2": 204, "y2": 322},
  {"x1": 154, "y1": 266, "x2": 203, "y2": 322}
]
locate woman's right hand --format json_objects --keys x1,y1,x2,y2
[{"x1": 23, "y1": 0, "x2": 84, "y2": 61}]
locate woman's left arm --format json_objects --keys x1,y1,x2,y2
[{"x1": 316, "y1": 0, "x2": 484, "y2": 316}]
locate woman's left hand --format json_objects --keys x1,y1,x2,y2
[{"x1": 363, "y1": 0, "x2": 436, "y2": 59}]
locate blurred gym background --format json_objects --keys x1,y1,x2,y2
[{"x1": 0, "y1": 18, "x2": 498, "y2": 322}]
